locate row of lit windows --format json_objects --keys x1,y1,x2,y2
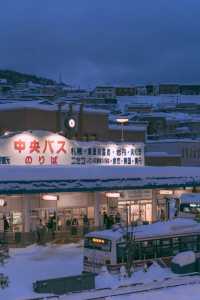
[{"x1": 71, "y1": 147, "x2": 142, "y2": 157}]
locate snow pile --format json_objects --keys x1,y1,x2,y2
[
  {"x1": 131, "y1": 262, "x2": 175, "y2": 284},
  {"x1": 95, "y1": 266, "x2": 118, "y2": 289},
  {"x1": 172, "y1": 251, "x2": 196, "y2": 267},
  {"x1": 95, "y1": 262, "x2": 176, "y2": 290}
]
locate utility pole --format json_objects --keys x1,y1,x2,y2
[{"x1": 125, "y1": 203, "x2": 135, "y2": 277}]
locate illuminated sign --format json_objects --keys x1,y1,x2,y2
[
  {"x1": 92, "y1": 238, "x2": 105, "y2": 244},
  {"x1": 0, "y1": 131, "x2": 71, "y2": 166},
  {"x1": 71, "y1": 142, "x2": 144, "y2": 166},
  {"x1": 0, "y1": 130, "x2": 144, "y2": 166}
]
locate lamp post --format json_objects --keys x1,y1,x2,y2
[{"x1": 116, "y1": 118, "x2": 129, "y2": 142}]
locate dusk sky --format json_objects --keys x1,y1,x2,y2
[{"x1": 0, "y1": 0, "x2": 200, "y2": 87}]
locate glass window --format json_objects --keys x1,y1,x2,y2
[
  {"x1": 97, "y1": 148, "x2": 101, "y2": 155},
  {"x1": 107, "y1": 149, "x2": 110, "y2": 156},
  {"x1": 124, "y1": 158, "x2": 128, "y2": 164},
  {"x1": 113, "y1": 158, "x2": 116, "y2": 164},
  {"x1": 102, "y1": 148, "x2": 106, "y2": 156},
  {"x1": 117, "y1": 158, "x2": 121, "y2": 164},
  {"x1": 88, "y1": 148, "x2": 92, "y2": 155}
]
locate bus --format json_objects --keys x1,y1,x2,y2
[{"x1": 83, "y1": 218, "x2": 200, "y2": 273}]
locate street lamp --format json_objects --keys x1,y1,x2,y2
[{"x1": 116, "y1": 118, "x2": 129, "y2": 142}]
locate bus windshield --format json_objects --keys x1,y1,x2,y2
[
  {"x1": 84, "y1": 237, "x2": 111, "y2": 252},
  {"x1": 180, "y1": 203, "x2": 200, "y2": 214}
]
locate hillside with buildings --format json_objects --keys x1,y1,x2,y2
[{"x1": 0, "y1": 69, "x2": 56, "y2": 85}]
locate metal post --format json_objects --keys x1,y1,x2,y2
[
  {"x1": 55, "y1": 196, "x2": 59, "y2": 232},
  {"x1": 121, "y1": 123, "x2": 124, "y2": 142}
]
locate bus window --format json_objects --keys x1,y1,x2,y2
[
  {"x1": 180, "y1": 235, "x2": 198, "y2": 252},
  {"x1": 160, "y1": 239, "x2": 172, "y2": 257},
  {"x1": 172, "y1": 237, "x2": 180, "y2": 255},
  {"x1": 141, "y1": 240, "x2": 155, "y2": 259},
  {"x1": 117, "y1": 243, "x2": 127, "y2": 263},
  {"x1": 84, "y1": 237, "x2": 111, "y2": 252}
]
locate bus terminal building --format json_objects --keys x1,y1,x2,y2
[
  {"x1": 0, "y1": 129, "x2": 199, "y2": 235},
  {"x1": 0, "y1": 165, "x2": 200, "y2": 233}
]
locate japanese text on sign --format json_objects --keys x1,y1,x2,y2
[{"x1": 13, "y1": 139, "x2": 67, "y2": 165}]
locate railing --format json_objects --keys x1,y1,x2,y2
[{"x1": 0, "y1": 226, "x2": 103, "y2": 247}]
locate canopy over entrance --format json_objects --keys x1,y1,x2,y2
[{"x1": 0, "y1": 165, "x2": 199, "y2": 194}]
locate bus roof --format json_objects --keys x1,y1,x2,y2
[
  {"x1": 180, "y1": 193, "x2": 200, "y2": 203},
  {"x1": 85, "y1": 218, "x2": 200, "y2": 241}
]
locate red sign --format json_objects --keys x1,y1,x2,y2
[{"x1": 13, "y1": 139, "x2": 67, "y2": 165}]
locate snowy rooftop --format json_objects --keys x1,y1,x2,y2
[
  {"x1": 0, "y1": 100, "x2": 110, "y2": 114},
  {"x1": 0, "y1": 165, "x2": 199, "y2": 194},
  {"x1": 86, "y1": 218, "x2": 200, "y2": 241},
  {"x1": 109, "y1": 124, "x2": 147, "y2": 132},
  {"x1": 145, "y1": 152, "x2": 181, "y2": 157}
]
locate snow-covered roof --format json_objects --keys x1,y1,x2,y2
[
  {"x1": 145, "y1": 152, "x2": 181, "y2": 157},
  {"x1": 0, "y1": 166, "x2": 199, "y2": 194},
  {"x1": 147, "y1": 138, "x2": 200, "y2": 143},
  {"x1": 86, "y1": 218, "x2": 200, "y2": 241},
  {"x1": 109, "y1": 124, "x2": 147, "y2": 132}
]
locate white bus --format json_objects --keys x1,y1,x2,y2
[{"x1": 83, "y1": 218, "x2": 200, "y2": 273}]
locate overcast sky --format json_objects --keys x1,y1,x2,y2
[{"x1": 0, "y1": 0, "x2": 200, "y2": 87}]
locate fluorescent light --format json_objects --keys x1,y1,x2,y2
[
  {"x1": 0, "y1": 199, "x2": 5, "y2": 206},
  {"x1": 116, "y1": 118, "x2": 129, "y2": 124},
  {"x1": 159, "y1": 190, "x2": 173, "y2": 195},
  {"x1": 42, "y1": 194, "x2": 58, "y2": 201},
  {"x1": 106, "y1": 192, "x2": 120, "y2": 198},
  {"x1": 4, "y1": 131, "x2": 10, "y2": 136}
]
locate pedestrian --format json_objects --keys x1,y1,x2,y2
[
  {"x1": 36, "y1": 219, "x2": 43, "y2": 244},
  {"x1": 71, "y1": 218, "x2": 79, "y2": 235},
  {"x1": 83, "y1": 215, "x2": 89, "y2": 226},
  {"x1": 103, "y1": 212, "x2": 108, "y2": 228},
  {"x1": 3, "y1": 216, "x2": 9, "y2": 232},
  {"x1": 115, "y1": 212, "x2": 121, "y2": 224},
  {"x1": 83, "y1": 215, "x2": 89, "y2": 235}
]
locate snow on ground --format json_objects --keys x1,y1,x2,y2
[
  {"x1": 1, "y1": 243, "x2": 200, "y2": 300},
  {"x1": 0, "y1": 243, "x2": 83, "y2": 300},
  {"x1": 95, "y1": 262, "x2": 176, "y2": 289},
  {"x1": 112, "y1": 284, "x2": 200, "y2": 300}
]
